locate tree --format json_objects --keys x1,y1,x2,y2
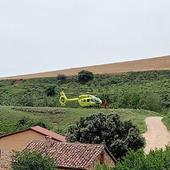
[
  {"x1": 46, "y1": 86, "x2": 56, "y2": 97},
  {"x1": 78, "y1": 70, "x2": 94, "y2": 83},
  {"x1": 12, "y1": 150, "x2": 56, "y2": 170},
  {"x1": 67, "y1": 113, "x2": 144, "y2": 160},
  {"x1": 114, "y1": 147, "x2": 170, "y2": 170},
  {"x1": 15, "y1": 117, "x2": 52, "y2": 130},
  {"x1": 57, "y1": 74, "x2": 67, "y2": 83}
]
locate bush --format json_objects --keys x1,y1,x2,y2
[
  {"x1": 96, "y1": 164, "x2": 112, "y2": 170},
  {"x1": 17, "y1": 93, "x2": 34, "y2": 107},
  {"x1": 12, "y1": 150, "x2": 56, "y2": 170},
  {"x1": 78, "y1": 70, "x2": 94, "y2": 83},
  {"x1": 57, "y1": 74, "x2": 67, "y2": 83},
  {"x1": 114, "y1": 146, "x2": 170, "y2": 170},
  {"x1": 67, "y1": 113, "x2": 144, "y2": 160},
  {"x1": 15, "y1": 117, "x2": 52, "y2": 130},
  {"x1": 46, "y1": 86, "x2": 56, "y2": 97},
  {"x1": 0, "y1": 70, "x2": 170, "y2": 109},
  {"x1": 139, "y1": 92, "x2": 162, "y2": 112}
]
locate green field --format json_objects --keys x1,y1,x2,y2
[
  {"x1": 0, "y1": 70, "x2": 169, "y2": 113},
  {"x1": 0, "y1": 106, "x2": 162, "y2": 135},
  {"x1": 0, "y1": 70, "x2": 169, "y2": 136}
]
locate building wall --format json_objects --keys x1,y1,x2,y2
[
  {"x1": 87, "y1": 151, "x2": 115, "y2": 170},
  {"x1": 103, "y1": 151, "x2": 116, "y2": 167},
  {"x1": 0, "y1": 130, "x2": 46, "y2": 151},
  {"x1": 0, "y1": 150, "x2": 12, "y2": 170}
]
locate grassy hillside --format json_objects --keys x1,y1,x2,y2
[
  {"x1": 3, "y1": 55, "x2": 170, "y2": 79},
  {"x1": 0, "y1": 106, "x2": 160, "y2": 135},
  {"x1": 0, "y1": 70, "x2": 169, "y2": 112}
]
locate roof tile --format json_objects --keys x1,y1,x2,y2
[
  {"x1": 25, "y1": 140, "x2": 108, "y2": 169},
  {"x1": 31, "y1": 126, "x2": 66, "y2": 142}
]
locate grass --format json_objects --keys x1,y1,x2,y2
[
  {"x1": 0, "y1": 106, "x2": 161, "y2": 135},
  {"x1": 0, "y1": 70, "x2": 170, "y2": 112}
]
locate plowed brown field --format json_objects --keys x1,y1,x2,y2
[{"x1": 3, "y1": 55, "x2": 170, "y2": 80}]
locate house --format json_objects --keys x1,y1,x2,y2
[
  {"x1": 25, "y1": 140, "x2": 117, "y2": 170},
  {"x1": 0, "y1": 126, "x2": 66, "y2": 151}
]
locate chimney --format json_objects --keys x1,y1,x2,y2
[{"x1": 45, "y1": 136, "x2": 55, "y2": 148}]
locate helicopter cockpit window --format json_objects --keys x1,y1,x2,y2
[{"x1": 91, "y1": 99, "x2": 95, "y2": 102}]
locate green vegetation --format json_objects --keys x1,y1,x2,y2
[
  {"x1": 15, "y1": 116, "x2": 52, "y2": 131},
  {"x1": 67, "y1": 113, "x2": 144, "y2": 159},
  {"x1": 162, "y1": 111, "x2": 170, "y2": 130},
  {"x1": 12, "y1": 150, "x2": 56, "y2": 170},
  {"x1": 0, "y1": 70, "x2": 169, "y2": 112},
  {"x1": 46, "y1": 86, "x2": 56, "y2": 97},
  {"x1": 0, "y1": 70, "x2": 169, "y2": 168},
  {"x1": 96, "y1": 164, "x2": 111, "y2": 170},
  {"x1": 0, "y1": 106, "x2": 159, "y2": 135},
  {"x1": 96, "y1": 147, "x2": 170, "y2": 170},
  {"x1": 78, "y1": 70, "x2": 94, "y2": 83},
  {"x1": 114, "y1": 147, "x2": 170, "y2": 170},
  {"x1": 0, "y1": 106, "x2": 53, "y2": 134}
]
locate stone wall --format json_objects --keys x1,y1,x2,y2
[{"x1": 87, "y1": 150, "x2": 116, "y2": 170}]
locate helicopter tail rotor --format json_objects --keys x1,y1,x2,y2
[{"x1": 59, "y1": 91, "x2": 67, "y2": 106}]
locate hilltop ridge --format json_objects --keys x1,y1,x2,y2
[{"x1": 2, "y1": 55, "x2": 170, "y2": 80}]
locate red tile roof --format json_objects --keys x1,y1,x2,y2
[
  {"x1": 0, "y1": 126, "x2": 66, "y2": 142},
  {"x1": 31, "y1": 126, "x2": 66, "y2": 142},
  {"x1": 25, "y1": 140, "x2": 116, "y2": 169}
]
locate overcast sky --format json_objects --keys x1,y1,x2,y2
[{"x1": 0, "y1": 0, "x2": 170, "y2": 77}]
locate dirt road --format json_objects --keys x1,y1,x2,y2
[{"x1": 143, "y1": 116, "x2": 170, "y2": 154}]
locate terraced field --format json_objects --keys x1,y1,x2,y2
[{"x1": 0, "y1": 106, "x2": 160, "y2": 135}]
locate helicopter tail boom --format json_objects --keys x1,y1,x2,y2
[
  {"x1": 59, "y1": 91, "x2": 68, "y2": 106},
  {"x1": 59, "y1": 91, "x2": 78, "y2": 106}
]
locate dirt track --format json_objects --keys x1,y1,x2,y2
[
  {"x1": 2, "y1": 55, "x2": 170, "y2": 80},
  {"x1": 143, "y1": 117, "x2": 170, "y2": 154}
]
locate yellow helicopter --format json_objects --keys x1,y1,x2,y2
[{"x1": 59, "y1": 91, "x2": 102, "y2": 107}]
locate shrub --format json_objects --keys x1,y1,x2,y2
[
  {"x1": 67, "y1": 113, "x2": 144, "y2": 160},
  {"x1": 0, "y1": 70, "x2": 170, "y2": 109},
  {"x1": 78, "y1": 70, "x2": 94, "y2": 83},
  {"x1": 57, "y1": 74, "x2": 67, "y2": 83},
  {"x1": 17, "y1": 93, "x2": 34, "y2": 107},
  {"x1": 139, "y1": 92, "x2": 162, "y2": 112},
  {"x1": 46, "y1": 86, "x2": 56, "y2": 97},
  {"x1": 114, "y1": 146, "x2": 170, "y2": 170},
  {"x1": 12, "y1": 150, "x2": 56, "y2": 170},
  {"x1": 96, "y1": 164, "x2": 112, "y2": 170},
  {"x1": 15, "y1": 117, "x2": 52, "y2": 130}
]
